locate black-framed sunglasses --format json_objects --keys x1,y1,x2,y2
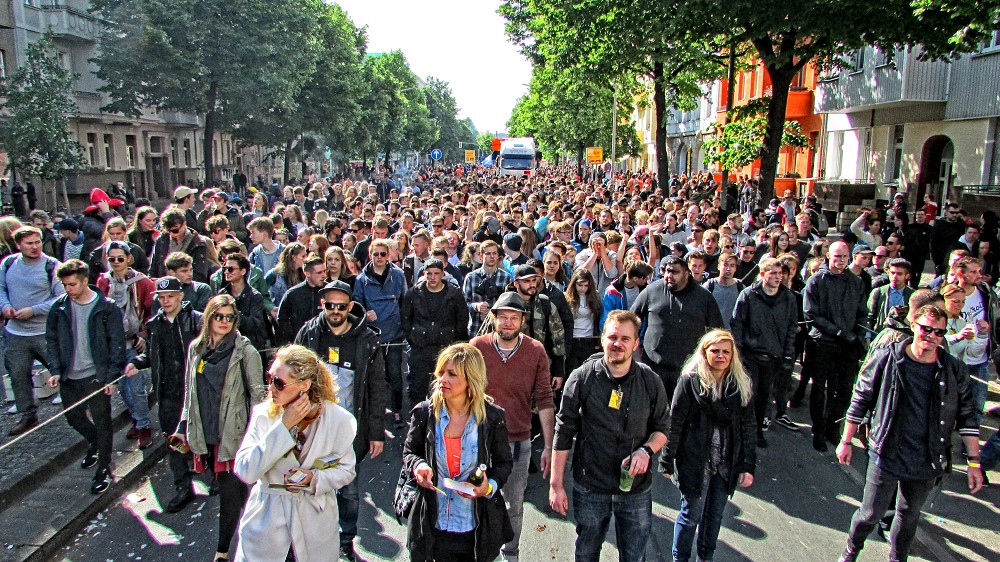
[
  {"x1": 108, "y1": 256, "x2": 128, "y2": 263},
  {"x1": 223, "y1": 266, "x2": 240, "y2": 273},
  {"x1": 324, "y1": 302, "x2": 351, "y2": 311},
  {"x1": 212, "y1": 312, "x2": 237, "y2": 323},
  {"x1": 371, "y1": 251, "x2": 387, "y2": 257},
  {"x1": 168, "y1": 227, "x2": 183, "y2": 234},
  {"x1": 914, "y1": 323, "x2": 947, "y2": 337},
  {"x1": 267, "y1": 375, "x2": 297, "y2": 392}
]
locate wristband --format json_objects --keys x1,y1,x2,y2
[
  {"x1": 968, "y1": 461, "x2": 981, "y2": 469},
  {"x1": 639, "y1": 445, "x2": 654, "y2": 458},
  {"x1": 840, "y1": 441, "x2": 852, "y2": 446},
  {"x1": 486, "y1": 481, "x2": 494, "y2": 496}
]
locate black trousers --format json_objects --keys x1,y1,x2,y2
[
  {"x1": 60, "y1": 377, "x2": 113, "y2": 470},
  {"x1": 847, "y1": 461, "x2": 937, "y2": 561},
  {"x1": 646, "y1": 361, "x2": 681, "y2": 399},
  {"x1": 407, "y1": 345, "x2": 443, "y2": 406},
  {"x1": 159, "y1": 396, "x2": 192, "y2": 488},
  {"x1": 805, "y1": 340, "x2": 857, "y2": 438},
  {"x1": 567, "y1": 337, "x2": 601, "y2": 374},
  {"x1": 743, "y1": 354, "x2": 782, "y2": 433},
  {"x1": 215, "y1": 470, "x2": 249, "y2": 553},
  {"x1": 431, "y1": 529, "x2": 475, "y2": 562}
]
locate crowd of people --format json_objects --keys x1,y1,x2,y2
[{"x1": 0, "y1": 164, "x2": 997, "y2": 561}]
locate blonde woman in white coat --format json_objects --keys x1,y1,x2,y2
[{"x1": 233, "y1": 345, "x2": 357, "y2": 562}]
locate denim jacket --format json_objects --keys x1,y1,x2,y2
[{"x1": 433, "y1": 409, "x2": 482, "y2": 532}]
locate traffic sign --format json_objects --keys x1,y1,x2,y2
[
  {"x1": 431, "y1": 149, "x2": 443, "y2": 161},
  {"x1": 586, "y1": 147, "x2": 603, "y2": 164},
  {"x1": 465, "y1": 150, "x2": 476, "y2": 163}
]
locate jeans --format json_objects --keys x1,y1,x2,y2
[
  {"x1": 572, "y1": 482, "x2": 652, "y2": 562},
  {"x1": 119, "y1": 348, "x2": 150, "y2": 429},
  {"x1": 981, "y1": 430, "x2": 1000, "y2": 471},
  {"x1": 59, "y1": 377, "x2": 113, "y2": 470},
  {"x1": 337, "y1": 469, "x2": 360, "y2": 546},
  {"x1": 3, "y1": 331, "x2": 48, "y2": 419},
  {"x1": 502, "y1": 439, "x2": 531, "y2": 558},
  {"x1": 806, "y1": 340, "x2": 857, "y2": 438},
  {"x1": 967, "y1": 362, "x2": 990, "y2": 426},
  {"x1": 673, "y1": 472, "x2": 731, "y2": 562},
  {"x1": 744, "y1": 354, "x2": 781, "y2": 432},
  {"x1": 846, "y1": 461, "x2": 937, "y2": 561},
  {"x1": 384, "y1": 338, "x2": 404, "y2": 413}
]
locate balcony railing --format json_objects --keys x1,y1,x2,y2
[{"x1": 958, "y1": 184, "x2": 1000, "y2": 196}]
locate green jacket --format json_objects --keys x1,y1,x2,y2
[{"x1": 180, "y1": 334, "x2": 265, "y2": 462}]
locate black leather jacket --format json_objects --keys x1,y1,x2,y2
[{"x1": 846, "y1": 340, "x2": 979, "y2": 473}]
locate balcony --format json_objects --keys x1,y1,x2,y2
[
  {"x1": 40, "y1": 5, "x2": 101, "y2": 43},
  {"x1": 815, "y1": 47, "x2": 948, "y2": 113},
  {"x1": 785, "y1": 89, "x2": 814, "y2": 119}
]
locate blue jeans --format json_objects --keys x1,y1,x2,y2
[
  {"x1": 981, "y1": 430, "x2": 1000, "y2": 471},
  {"x1": 502, "y1": 439, "x2": 532, "y2": 558},
  {"x1": 572, "y1": 482, "x2": 651, "y2": 562},
  {"x1": 967, "y1": 362, "x2": 989, "y2": 426},
  {"x1": 3, "y1": 331, "x2": 48, "y2": 419},
  {"x1": 337, "y1": 469, "x2": 360, "y2": 546},
  {"x1": 673, "y1": 472, "x2": 730, "y2": 562},
  {"x1": 119, "y1": 348, "x2": 150, "y2": 429}
]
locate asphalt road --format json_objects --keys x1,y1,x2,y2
[{"x1": 52, "y1": 403, "x2": 999, "y2": 562}]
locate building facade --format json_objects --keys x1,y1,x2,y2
[{"x1": 0, "y1": 1, "x2": 237, "y2": 210}]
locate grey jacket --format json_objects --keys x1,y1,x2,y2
[{"x1": 179, "y1": 334, "x2": 265, "y2": 461}]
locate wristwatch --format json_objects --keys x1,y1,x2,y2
[{"x1": 639, "y1": 445, "x2": 655, "y2": 458}]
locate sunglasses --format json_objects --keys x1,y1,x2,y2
[
  {"x1": 693, "y1": 229, "x2": 705, "y2": 233},
  {"x1": 267, "y1": 375, "x2": 296, "y2": 392},
  {"x1": 223, "y1": 266, "x2": 240, "y2": 273},
  {"x1": 348, "y1": 228, "x2": 359, "y2": 233},
  {"x1": 432, "y1": 224, "x2": 444, "y2": 228},
  {"x1": 914, "y1": 323, "x2": 947, "y2": 337},
  {"x1": 169, "y1": 227, "x2": 183, "y2": 234},
  {"x1": 371, "y1": 251, "x2": 387, "y2": 257},
  {"x1": 324, "y1": 302, "x2": 350, "y2": 311},
  {"x1": 108, "y1": 256, "x2": 128, "y2": 263},
  {"x1": 212, "y1": 312, "x2": 237, "y2": 323}
]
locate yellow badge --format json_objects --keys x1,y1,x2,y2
[
  {"x1": 197, "y1": 360, "x2": 206, "y2": 374},
  {"x1": 328, "y1": 347, "x2": 340, "y2": 364},
  {"x1": 609, "y1": 389, "x2": 623, "y2": 410}
]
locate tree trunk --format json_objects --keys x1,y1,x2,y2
[
  {"x1": 652, "y1": 60, "x2": 670, "y2": 197},
  {"x1": 203, "y1": 80, "x2": 219, "y2": 186},
  {"x1": 576, "y1": 141, "x2": 585, "y2": 179},
  {"x1": 721, "y1": 47, "x2": 737, "y2": 193},
  {"x1": 383, "y1": 144, "x2": 392, "y2": 170},
  {"x1": 283, "y1": 139, "x2": 293, "y2": 186},
  {"x1": 59, "y1": 177, "x2": 70, "y2": 212},
  {"x1": 759, "y1": 65, "x2": 795, "y2": 204}
]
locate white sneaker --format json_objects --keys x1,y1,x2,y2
[
  {"x1": 5, "y1": 404, "x2": 16, "y2": 415},
  {"x1": 51, "y1": 395, "x2": 62, "y2": 405},
  {"x1": 761, "y1": 417, "x2": 771, "y2": 432}
]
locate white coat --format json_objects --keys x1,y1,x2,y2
[{"x1": 233, "y1": 399, "x2": 357, "y2": 562}]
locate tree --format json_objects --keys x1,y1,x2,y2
[
  {"x1": 424, "y1": 77, "x2": 468, "y2": 162},
  {"x1": 501, "y1": 0, "x2": 728, "y2": 191},
  {"x1": 702, "y1": 99, "x2": 809, "y2": 171},
  {"x1": 0, "y1": 33, "x2": 85, "y2": 210},
  {"x1": 476, "y1": 132, "x2": 496, "y2": 157},
  {"x1": 91, "y1": 0, "x2": 321, "y2": 184},
  {"x1": 662, "y1": 0, "x2": 998, "y2": 201}
]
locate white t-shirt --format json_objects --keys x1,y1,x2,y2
[{"x1": 961, "y1": 289, "x2": 988, "y2": 365}]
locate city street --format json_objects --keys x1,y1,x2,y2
[{"x1": 51, "y1": 400, "x2": 1000, "y2": 561}]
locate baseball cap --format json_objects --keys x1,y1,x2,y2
[
  {"x1": 504, "y1": 233, "x2": 523, "y2": 252},
  {"x1": 173, "y1": 186, "x2": 198, "y2": 199},
  {"x1": 491, "y1": 292, "x2": 526, "y2": 314},
  {"x1": 106, "y1": 241, "x2": 131, "y2": 256},
  {"x1": 212, "y1": 191, "x2": 230, "y2": 202},
  {"x1": 56, "y1": 218, "x2": 80, "y2": 232},
  {"x1": 319, "y1": 280, "x2": 353, "y2": 300},
  {"x1": 153, "y1": 276, "x2": 184, "y2": 293},
  {"x1": 513, "y1": 264, "x2": 540, "y2": 280},
  {"x1": 852, "y1": 244, "x2": 875, "y2": 257}
]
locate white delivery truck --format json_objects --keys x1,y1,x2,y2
[{"x1": 498, "y1": 137, "x2": 537, "y2": 177}]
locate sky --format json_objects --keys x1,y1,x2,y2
[{"x1": 332, "y1": 0, "x2": 532, "y2": 135}]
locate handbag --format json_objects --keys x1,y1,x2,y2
[{"x1": 393, "y1": 465, "x2": 419, "y2": 523}]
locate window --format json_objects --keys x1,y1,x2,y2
[
  {"x1": 891, "y1": 125, "x2": 904, "y2": 181},
  {"x1": 149, "y1": 136, "x2": 163, "y2": 153},
  {"x1": 125, "y1": 134, "x2": 138, "y2": 168},
  {"x1": 103, "y1": 134, "x2": 115, "y2": 169},
  {"x1": 0, "y1": 50, "x2": 6, "y2": 82},
  {"x1": 874, "y1": 47, "x2": 896, "y2": 67},
  {"x1": 183, "y1": 139, "x2": 191, "y2": 167},
  {"x1": 170, "y1": 138, "x2": 178, "y2": 166},
  {"x1": 24, "y1": 0, "x2": 39, "y2": 7},
  {"x1": 849, "y1": 48, "x2": 865, "y2": 73},
  {"x1": 57, "y1": 51, "x2": 70, "y2": 73},
  {"x1": 86, "y1": 133, "x2": 97, "y2": 166}
]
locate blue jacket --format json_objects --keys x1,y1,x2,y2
[
  {"x1": 353, "y1": 262, "x2": 406, "y2": 341},
  {"x1": 600, "y1": 275, "x2": 629, "y2": 331},
  {"x1": 45, "y1": 289, "x2": 127, "y2": 385}
]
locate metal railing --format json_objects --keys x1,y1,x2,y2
[{"x1": 958, "y1": 184, "x2": 1000, "y2": 196}]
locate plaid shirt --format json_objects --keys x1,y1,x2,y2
[{"x1": 461, "y1": 266, "x2": 512, "y2": 337}]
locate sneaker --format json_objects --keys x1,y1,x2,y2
[
  {"x1": 91, "y1": 466, "x2": 112, "y2": 494},
  {"x1": 761, "y1": 417, "x2": 771, "y2": 432},
  {"x1": 5, "y1": 404, "x2": 16, "y2": 415},
  {"x1": 340, "y1": 542, "x2": 357, "y2": 561},
  {"x1": 774, "y1": 414, "x2": 799, "y2": 431},
  {"x1": 81, "y1": 446, "x2": 99, "y2": 469},
  {"x1": 813, "y1": 435, "x2": 829, "y2": 452},
  {"x1": 165, "y1": 485, "x2": 195, "y2": 513},
  {"x1": 51, "y1": 395, "x2": 62, "y2": 405},
  {"x1": 137, "y1": 428, "x2": 153, "y2": 450},
  {"x1": 8, "y1": 416, "x2": 38, "y2": 436},
  {"x1": 757, "y1": 435, "x2": 768, "y2": 448},
  {"x1": 126, "y1": 421, "x2": 139, "y2": 440}
]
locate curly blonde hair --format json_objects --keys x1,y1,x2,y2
[{"x1": 265, "y1": 345, "x2": 340, "y2": 417}]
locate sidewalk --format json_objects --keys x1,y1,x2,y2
[{"x1": 0, "y1": 394, "x2": 166, "y2": 562}]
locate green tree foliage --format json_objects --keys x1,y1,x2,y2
[
  {"x1": 476, "y1": 132, "x2": 496, "y2": 157},
  {"x1": 90, "y1": 0, "x2": 322, "y2": 183},
  {"x1": 662, "y1": 0, "x2": 998, "y2": 201},
  {"x1": 424, "y1": 77, "x2": 473, "y2": 162},
  {"x1": 0, "y1": 33, "x2": 85, "y2": 209},
  {"x1": 702, "y1": 99, "x2": 809, "y2": 171},
  {"x1": 507, "y1": 65, "x2": 641, "y2": 176}
]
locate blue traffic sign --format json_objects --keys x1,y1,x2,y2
[{"x1": 430, "y1": 149, "x2": 443, "y2": 161}]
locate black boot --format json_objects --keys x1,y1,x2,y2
[{"x1": 166, "y1": 485, "x2": 195, "y2": 513}]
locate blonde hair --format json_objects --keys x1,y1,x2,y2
[
  {"x1": 681, "y1": 329, "x2": 752, "y2": 406},
  {"x1": 265, "y1": 345, "x2": 339, "y2": 417},
  {"x1": 430, "y1": 343, "x2": 491, "y2": 423}
]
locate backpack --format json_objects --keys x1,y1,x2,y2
[{"x1": 1, "y1": 254, "x2": 56, "y2": 286}]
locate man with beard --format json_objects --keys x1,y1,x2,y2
[
  {"x1": 549, "y1": 310, "x2": 669, "y2": 561},
  {"x1": 294, "y1": 280, "x2": 386, "y2": 561},
  {"x1": 930, "y1": 202, "x2": 967, "y2": 275},
  {"x1": 631, "y1": 255, "x2": 723, "y2": 396},
  {"x1": 471, "y1": 292, "x2": 554, "y2": 562},
  {"x1": 902, "y1": 209, "x2": 933, "y2": 288}
]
